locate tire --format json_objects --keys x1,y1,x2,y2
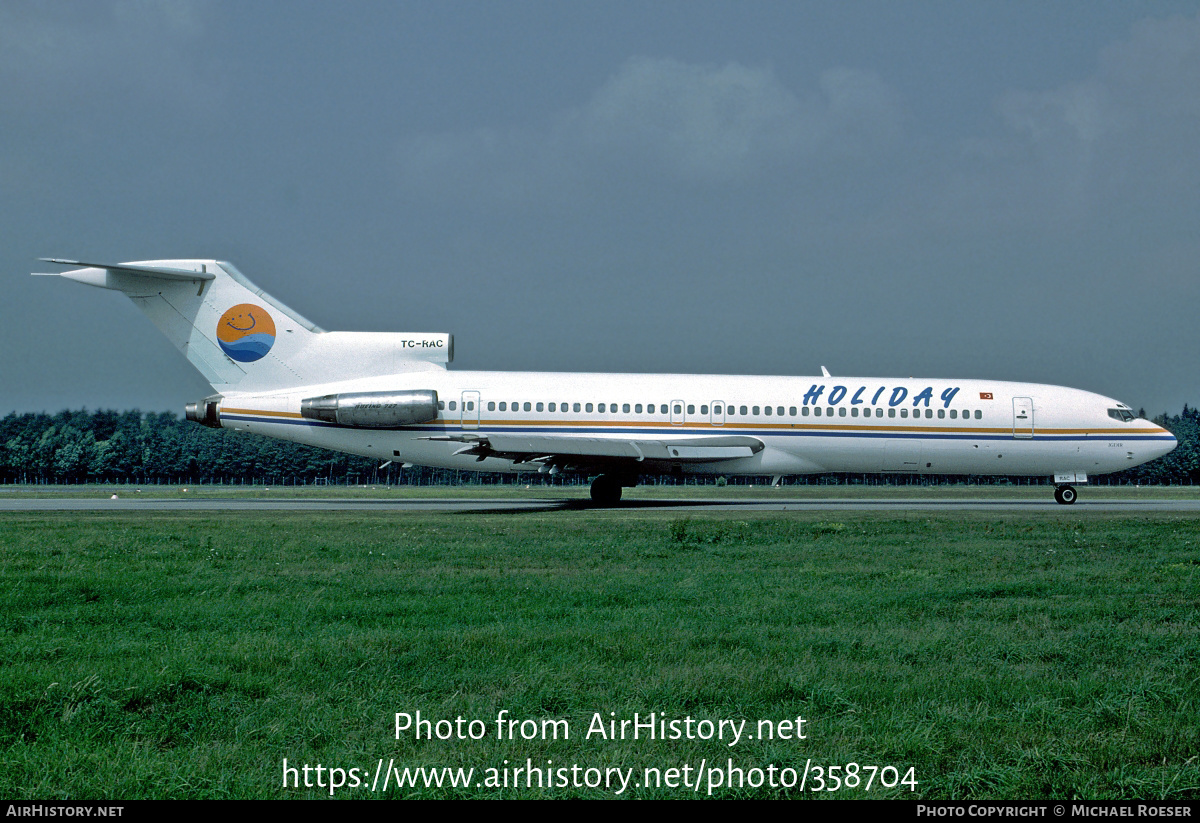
[
  {"x1": 1054, "y1": 485, "x2": 1077, "y2": 505},
  {"x1": 590, "y1": 475, "x2": 622, "y2": 505}
]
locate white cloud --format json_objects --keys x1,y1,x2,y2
[
  {"x1": 0, "y1": 0, "x2": 218, "y2": 118},
  {"x1": 572, "y1": 58, "x2": 817, "y2": 182},
  {"x1": 394, "y1": 57, "x2": 905, "y2": 196},
  {"x1": 999, "y1": 82, "x2": 1111, "y2": 148},
  {"x1": 920, "y1": 12, "x2": 1200, "y2": 234},
  {"x1": 1102, "y1": 13, "x2": 1200, "y2": 118},
  {"x1": 995, "y1": 13, "x2": 1200, "y2": 187}
]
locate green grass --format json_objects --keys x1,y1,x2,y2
[{"x1": 2, "y1": 510, "x2": 1198, "y2": 798}]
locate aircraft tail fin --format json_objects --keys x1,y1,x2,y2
[{"x1": 36, "y1": 259, "x2": 452, "y2": 393}]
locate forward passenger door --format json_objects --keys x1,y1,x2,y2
[{"x1": 1012, "y1": 397, "x2": 1034, "y2": 439}]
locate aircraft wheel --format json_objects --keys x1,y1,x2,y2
[
  {"x1": 590, "y1": 474, "x2": 623, "y2": 505},
  {"x1": 1054, "y1": 485, "x2": 1077, "y2": 505}
]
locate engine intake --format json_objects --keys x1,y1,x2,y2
[
  {"x1": 301, "y1": 390, "x2": 439, "y2": 428},
  {"x1": 185, "y1": 394, "x2": 223, "y2": 429}
]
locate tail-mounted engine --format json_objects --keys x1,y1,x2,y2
[
  {"x1": 185, "y1": 394, "x2": 223, "y2": 429},
  {"x1": 300, "y1": 390, "x2": 439, "y2": 428}
]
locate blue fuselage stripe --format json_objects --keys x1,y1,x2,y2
[{"x1": 219, "y1": 415, "x2": 1174, "y2": 442}]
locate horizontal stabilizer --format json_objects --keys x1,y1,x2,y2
[{"x1": 37, "y1": 259, "x2": 216, "y2": 282}]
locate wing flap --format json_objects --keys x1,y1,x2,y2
[{"x1": 425, "y1": 433, "x2": 763, "y2": 465}]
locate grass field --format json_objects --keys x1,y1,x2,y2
[{"x1": 2, "y1": 506, "x2": 1198, "y2": 799}]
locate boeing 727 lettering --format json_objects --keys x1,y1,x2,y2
[{"x1": 36, "y1": 258, "x2": 1177, "y2": 504}]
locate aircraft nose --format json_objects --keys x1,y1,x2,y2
[{"x1": 1153, "y1": 428, "x2": 1178, "y2": 460}]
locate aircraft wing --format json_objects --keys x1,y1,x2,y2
[{"x1": 423, "y1": 432, "x2": 763, "y2": 469}]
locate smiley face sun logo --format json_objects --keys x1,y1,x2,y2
[{"x1": 217, "y1": 304, "x2": 277, "y2": 362}]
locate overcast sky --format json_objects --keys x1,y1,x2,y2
[{"x1": 3, "y1": 1, "x2": 1198, "y2": 416}]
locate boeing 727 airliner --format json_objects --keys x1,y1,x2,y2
[{"x1": 36, "y1": 258, "x2": 1177, "y2": 504}]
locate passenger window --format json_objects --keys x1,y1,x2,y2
[
  {"x1": 777, "y1": 407, "x2": 785, "y2": 416},
  {"x1": 701, "y1": 405, "x2": 708, "y2": 415},
  {"x1": 827, "y1": 408, "x2": 834, "y2": 417},
  {"x1": 687, "y1": 404, "x2": 694, "y2": 414},
  {"x1": 789, "y1": 406, "x2": 797, "y2": 416},
  {"x1": 661, "y1": 405, "x2": 668, "y2": 414},
  {"x1": 573, "y1": 403, "x2": 581, "y2": 412},
  {"x1": 876, "y1": 408, "x2": 883, "y2": 417},
  {"x1": 888, "y1": 408, "x2": 895, "y2": 418},
  {"x1": 740, "y1": 406, "x2": 748, "y2": 415},
  {"x1": 487, "y1": 401, "x2": 495, "y2": 411},
  {"x1": 839, "y1": 408, "x2": 846, "y2": 417},
  {"x1": 524, "y1": 402, "x2": 532, "y2": 412},
  {"x1": 586, "y1": 403, "x2": 593, "y2": 412},
  {"x1": 635, "y1": 404, "x2": 643, "y2": 413},
  {"x1": 753, "y1": 406, "x2": 760, "y2": 415},
  {"x1": 901, "y1": 409, "x2": 908, "y2": 418},
  {"x1": 764, "y1": 406, "x2": 772, "y2": 416},
  {"x1": 974, "y1": 410, "x2": 981, "y2": 419},
  {"x1": 467, "y1": 401, "x2": 474, "y2": 411},
  {"x1": 598, "y1": 403, "x2": 606, "y2": 413},
  {"x1": 950, "y1": 409, "x2": 957, "y2": 419},
  {"x1": 674, "y1": 404, "x2": 682, "y2": 415},
  {"x1": 438, "y1": 401, "x2": 445, "y2": 410},
  {"x1": 802, "y1": 407, "x2": 810, "y2": 416},
  {"x1": 449, "y1": 401, "x2": 457, "y2": 411},
  {"x1": 814, "y1": 407, "x2": 822, "y2": 417},
  {"x1": 623, "y1": 403, "x2": 630, "y2": 413},
  {"x1": 925, "y1": 409, "x2": 932, "y2": 418},
  {"x1": 536, "y1": 402, "x2": 544, "y2": 412},
  {"x1": 548, "y1": 403, "x2": 556, "y2": 412},
  {"x1": 851, "y1": 408, "x2": 859, "y2": 417},
  {"x1": 937, "y1": 409, "x2": 944, "y2": 418}
]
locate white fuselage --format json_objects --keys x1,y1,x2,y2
[
  {"x1": 215, "y1": 371, "x2": 1177, "y2": 479},
  {"x1": 39, "y1": 258, "x2": 1177, "y2": 492}
]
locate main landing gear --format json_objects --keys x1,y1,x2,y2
[
  {"x1": 590, "y1": 474, "x2": 634, "y2": 506},
  {"x1": 1054, "y1": 485, "x2": 1077, "y2": 505}
]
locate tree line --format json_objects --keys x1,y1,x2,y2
[{"x1": 1, "y1": 406, "x2": 1197, "y2": 486}]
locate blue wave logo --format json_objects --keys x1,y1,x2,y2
[{"x1": 217, "y1": 304, "x2": 276, "y2": 363}]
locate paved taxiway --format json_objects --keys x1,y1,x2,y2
[{"x1": 1, "y1": 496, "x2": 1198, "y2": 513}]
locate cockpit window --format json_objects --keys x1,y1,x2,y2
[{"x1": 1108, "y1": 408, "x2": 1135, "y2": 422}]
